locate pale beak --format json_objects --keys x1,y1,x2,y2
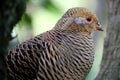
[{"x1": 96, "y1": 22, "x2": 103, "y2": 31}]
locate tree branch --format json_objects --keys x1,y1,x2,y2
[
  {"x1": 0, "y1": 0, "x2": 26, "y2": 79},
  {"x1": 95, "y1": 0, "x2": 120, "y2": 80}
]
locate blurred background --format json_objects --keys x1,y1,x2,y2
[{"x1": 9, "y1": 0, "x2": 107, "y2": 80}]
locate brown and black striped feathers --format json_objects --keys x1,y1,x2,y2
[{"x1": 7, "y1": 7, "x2": 103, "y2": 80}]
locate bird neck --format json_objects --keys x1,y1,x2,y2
[{"x1": 46, "y1": 29, "x2": 94, "y2": 56}]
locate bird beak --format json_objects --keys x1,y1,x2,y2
[{"x1": 96, "y1": 22, "x2": 103, "y2": 31}]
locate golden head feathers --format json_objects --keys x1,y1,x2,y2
[{"x1": 54, "y1": 7, "x2": 103, "y2": 33}]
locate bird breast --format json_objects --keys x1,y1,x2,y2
[{"x1": 47, "y1": 31, "x2": 95, "y2": 79}]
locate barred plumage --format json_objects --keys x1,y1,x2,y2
[{"x1": 7, "y1": 7, "x2": 103, "y2": 80}]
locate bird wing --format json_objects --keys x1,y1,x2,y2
[
  {"x1": 7, "y1": 35, "x2": 50, "y2": 79},
  {"x1": 7, "y1": 33, "x2": 63, "y2": 80}
]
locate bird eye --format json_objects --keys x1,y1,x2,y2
[{"x1": 86, "y1": 17, "x2": 92, "y2": 22}]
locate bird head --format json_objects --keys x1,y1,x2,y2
[{"x1": 55, "y1": 7, "x2": 103, "y2": 34}]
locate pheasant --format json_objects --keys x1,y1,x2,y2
[{"x1": 7, "y1": 7, "x2": 103, "y2": 80}]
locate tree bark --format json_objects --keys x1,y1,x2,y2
[
  {"x1": 0, "y1": 0, "x2": 26, "y2": 79},
  {"x1": 95, "y1": 0, "x2": 120, "y2": 80}
]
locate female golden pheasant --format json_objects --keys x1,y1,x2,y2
[{"x1": 7, "y1": 7, "x2": 103, "y2": 80}]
